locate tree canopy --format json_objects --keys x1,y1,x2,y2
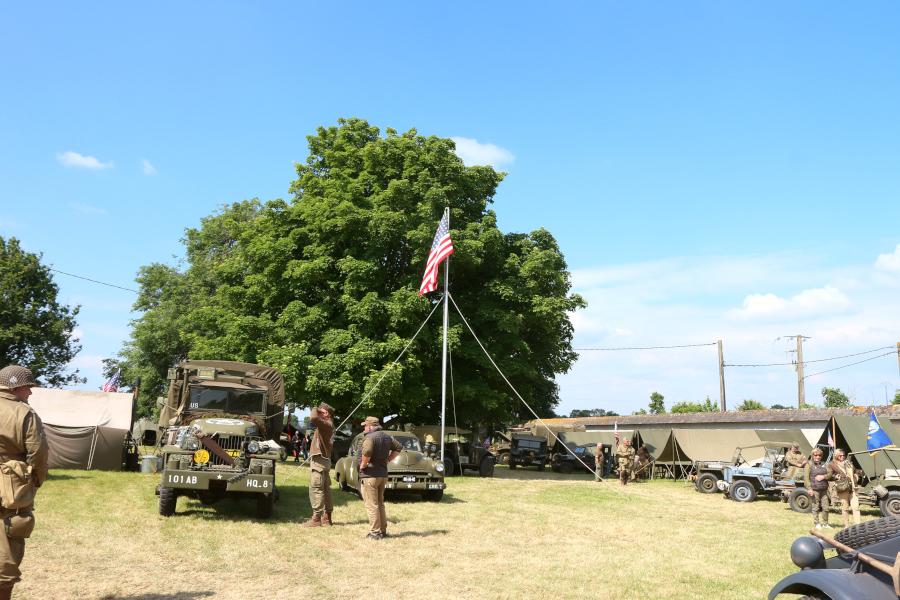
[
  {"x1": 893, "y1": 390, "x2": 900, "y2": 405},
  {"x1": 648, "y1": 391, "x2": 666, "y2": 414},
  {"x1": 569, "y1": 408, "x2": 619, "y2": 418},
  {"x1": 670, "y1": 397, "x2": 718, "y2": 414},
  {"x1": 119, "y1": 119, "x2": 585, "y2": 422},
  {"x1": 0, "y1": 237, "x2": 84, "y2": 386},
  {"x1": 821, "y1": 387, "x2": 850, "y2": 408},
  {"x1": 737, "y1": 399, "x2": 766, "y2": 411}
]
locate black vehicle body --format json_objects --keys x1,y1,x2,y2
[
  {"x1": 408, "y1": 426, "x2": 495, "y2": 477},
  {"x1": 551, "y1": 445, "x2": 599, "y2": 474},
  {"x1": 769, "y1": 516, "x2": 900, "y2": 600},
  {"x1": 508, "y1": 433, "x2": 548, "y2": 470}
]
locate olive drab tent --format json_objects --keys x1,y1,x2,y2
[
  {"x1": 633, "y1": 429, "x2": 692, "y2": 478},
  {"x1": 29, "y1": 387, "x2": 134, "y2": 471},
  {"x1": 754, "y1": 429, "x2": 813, "y2": 455},
  {"x1": 817, "y1": 415, "x2": 900, "y2": 478},
  {"x1": 670, "y1": 428, "x2": 766, "y2": 465}
]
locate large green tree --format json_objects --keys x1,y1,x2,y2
[
  {"x1": 120, "y1": 119, "x2": 585, "y2": 422},
  {"x1": 648, "y1": 391, "x2": 666, "y2": 414},
  {"x1": 0, "y1": 237, "x2": 84, "y2": 386},
  {"x1": 821, "y1": 387, "x2": 851, "y2": 408}
]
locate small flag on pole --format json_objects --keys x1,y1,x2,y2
[
  {"x1": 827, "y1": 429, "x2": 834, "y2": 448},
  {"x1": 102, "y1": 370, "x2": 121, "y2": 393},
  {"x1": 418, "y1": 210, "x2": 454, "y2": 296},
  {"x1": 867, "y1": 410, "x2": 894, "y2": 454}
]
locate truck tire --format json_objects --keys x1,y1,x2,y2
[
  {"x1": 508, "y1": 459, "x2": 517, "y2": 470},
  {"x1": 159, "y1": 487, "x2": 177, "y2": 516},
  {"x1": 559, "y1": 462, "x2": 574, "y2": 475},
  {"x1": 256, "y1": 492, "x2": 274, "y2": 519},
  {"x1": 730, "y1": 480, "x2": 757, "y2": 503},
  {"x1": 498, "y1": 452, "x2": 509, "y2": 466},
  {"x1": 880, "y1": 491, "x2": 900, "y2": 518},
  {"x1": 537, "y1": 462, "x2": 545, "y2": 471},
  {"x1": 788, "y1": 488, "x2": 812, "y2": 513},
  {"x1": 479, "y1": 456, "x2": 495, "y2": 478},
  {"x1": 423, "y1": 489, "x2": 444, "y2": 502},
  {"x1": 835, "y1": 516, "x2": 900, "y2": 548},
  {"x1": 443, "y1": 458, "x2": 457, "y2": 477},
  {"x1": 696, "y1": 473, "x2": 718, "y2": 494}
]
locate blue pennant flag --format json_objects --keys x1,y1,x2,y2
[{"x1": 867, "y1": 411, "x2": 894, "y2": 453}]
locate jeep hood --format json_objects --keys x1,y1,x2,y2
[
  {"x1": 191, "y1": 417, "x2": 258, "y2": 437},
  {"x1": 392, "y1": 450, "x2": 433, "y2": 470}
]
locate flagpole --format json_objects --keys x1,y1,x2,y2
[{"x1": 440, "y1": 208, "x2": 450, "y2": 466}]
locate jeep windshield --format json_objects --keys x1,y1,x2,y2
[
  {"x1": 393, "y1": 436, "x2": 422, "y2": 452},
  {"x1": 188, "y1": 385, "x2": 266, "y2": 414}
]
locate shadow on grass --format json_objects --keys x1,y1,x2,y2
[
  {"x1": 46, "y1": 473, "x2": 86, "y2": 481},
  {"x1": 493, "y1": 467, "x2": 594, "y2": 482},
  {"x1": 101, "y1": 593, "x2": 214, "y2": 600},
  {"x1": 386, "y1": 529, "x2": 449, "y2": 538}
]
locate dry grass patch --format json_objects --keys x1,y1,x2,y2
[{"x1": 17, "y1": 465, "x2": 879, "y2": 599}]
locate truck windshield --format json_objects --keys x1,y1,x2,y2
[
  {"x1": 394, "y1": 437, "x2": 422, "y2": 452},
  {"x1": 188, "y1": 386, "x2": 266, "y2": 414}
]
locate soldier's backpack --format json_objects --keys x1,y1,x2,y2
[{"x1": 0, "y1": 460, "x2": 36, "y2": 510}]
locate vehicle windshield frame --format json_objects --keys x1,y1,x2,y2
[{"x1": 187, "y1": 384, "x2": 267, "y2": 415}]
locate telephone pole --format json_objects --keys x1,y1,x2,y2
[
  {"x1": 785, "y1": 335, "x2": 811, "y2": 409},
  {"x1": 717, "y1": 339, "x2": 726, "y2": 411}
]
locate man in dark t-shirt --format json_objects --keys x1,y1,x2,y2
[{"x1": 358, "y1": 416, "x2": 401, "y2": 539}]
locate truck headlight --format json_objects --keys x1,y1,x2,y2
[
  {"x1": 247, "y1": 440, "x2": 260, "y2": 454},
  {"x1": 186, "y1": 436, "x2": 201, "y2": 451},
  {"x1": 435, "y1": 462, "x2": 445, "y2": 473}
]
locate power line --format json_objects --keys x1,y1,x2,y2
[
  {"x1": 575, "y1": 342, "x2": 717, "y2": 351},
  {"x1": 726, "y1": 345, "x2": 895, "y2": 368},
  {"x1": 49, "y1": 268, "x2": 139, "y2": 294},
  {"x1": 803, "y1": 351, "x2": 896, "y2": 380}
]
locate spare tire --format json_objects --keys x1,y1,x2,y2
[
  {"x1": 880, "y1": 491, "x2": 900, "y2": 518},
  {"x1": 834, "y1": 516, "x2": 900, "y2": 549},
  {"x1": 788, "y1": 488, "x2": 813, "y2": 513}
]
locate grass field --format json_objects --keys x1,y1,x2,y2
[{"x1": 17, "y1": 464, "x2": 879, "y2": 600}]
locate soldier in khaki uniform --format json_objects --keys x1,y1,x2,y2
[
  {"x1": 303, "y1": 402, "x2": 335, "y2": 527},
  {"x1": 784, "y1": 442, "x2": 808, "y2": 481},
  {"x1": 357, "y1": 417, "x2": 401, "y2": 540},
  {"x1": 0, "y1": 366, "x2": 49, "y2": 600},
  {"x1": 825, "y1": 448, "x2": 861, "y2": 528},
  {"x1": 803, "y1": 447, "x2": 831, "y2": 529},
  {"x1": 615, "y1": 437, "x2": 635, "y2": 486}
]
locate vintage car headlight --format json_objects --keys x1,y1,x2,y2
[
  {"x1": 247, "y1": 440, "x2": 261, "y2": 454},
  {"x1": 183, "y1": 435, "x2": 201, "y2": 451},
  {"x1": 434, "y1": 462, "x2": 445, "y2": 473}
]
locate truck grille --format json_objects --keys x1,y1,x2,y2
[{"x1": 209, "y1": 434, "x2": 246, "y2": 466}]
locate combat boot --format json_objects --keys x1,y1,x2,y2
[
  {"x1": 322, "y1": 511, "x2": 333, "y2": 526},
  {"x1": 302, "y1": 513, "x2": 322, "y2": 527}
]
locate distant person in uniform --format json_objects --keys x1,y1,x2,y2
[
  {"x1": 804, "y1": 447, "x2": 831, "y2": 529},
  {"x1": 594, "y1": 443, "x2": 604, "y2": 482},
  {"x1": 634, "y1": 445, "x2": 652, "y2": 480},
  {"x1": 358, "y1": 416, "x2": 402, "y2": 539},
  {"x1": 825, "y1": 448, "x2": 860, "y2": 528},
  {"x1": 615, "y1": 436, "x2": 635, "y2": 486},
  {"x1": 303, "y1": 403, "x2": 335, "y2": 527},
  {"x1": 784, "y1": 442, "x2": 808, "y2": 481},
  {"x1": 0, "y1": 365, "x2": 48, "y2": 600}
]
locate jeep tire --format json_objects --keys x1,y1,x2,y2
[
  {"x1": 880, "y1": 491, "x2": 900, "y2": 519},
  {"x1": 509, "y1": 459, "x2": 517, "y2": 470},
  {"x1": 479, "y1": 456, "x2": 495, "y2": 478},
  {"x1": 788, "y1": 488, "x2": 812, "y2": 513},
  {"x1": 559, "y1": 461, "x2": 574, "y2": 475},
  {"x1": 498, "y1": 452, "x2": 510, "y2": 466},
  {"x1": 696, "y1": 473, "x2": 718, "y2": 494},
  {"x1": 256, "y1": 492, "x2": 274, "y2": 519},
  {"x1": 835, "y1": 516, "x2": 900, "y2": 548},
  {"x1": 443, "y1": 458, "x2": 456, "y2": 477},
  {"x1": 730, "y1": 480, "x2": 757, "y2": 503},
  {"x1": 159, "y1": 486, "x2": 177, "y2": 517}
]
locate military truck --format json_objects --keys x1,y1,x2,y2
[
  {"x1": 508, "y1": 433, "x2": 549, "y2": 471},
  {"x1": 156, "y1": 360, "x2": 286, "y2": 519},
  {"x1": 490, "y1": 431, "x2": 512, "y2": 465},
  {"x1": 408, "y1": 426, "x2": 495, "y2": 477}
]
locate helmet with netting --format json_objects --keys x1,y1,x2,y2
[{"x1": 0, "y1": 365, "x2": 37, "y2": 390}]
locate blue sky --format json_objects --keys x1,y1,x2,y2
[{"x1": 2, "y1": 2, "x2": 899, "y2": 415}]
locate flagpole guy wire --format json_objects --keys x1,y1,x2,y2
[
  {"x1": 277, "y1": 298, "x2": 443, "y2": 487},
  {"x1": 447, "y1": 293, "x2": 595, "y2": 474}
]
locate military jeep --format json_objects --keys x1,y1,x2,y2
[
  {"x1": 508, "y1": 433, "x2": 548, "y2": 471},
  {"x1": 156, "y1": 361, "x2": 286, "y2": 519},
  {"x1": 408, "y1": 426, "x2": 495, "y2": 477}
]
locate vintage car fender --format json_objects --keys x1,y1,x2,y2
[{"x1": 768, "y1": 568, "x2": 897, "y2": 600}]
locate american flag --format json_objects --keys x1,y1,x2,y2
[
  {"x1": 418, "y1": 211, "x2": 454, "y2": 296},
  {"x1": 102, "y1": 370, "x2": 121, "y2": 393}
]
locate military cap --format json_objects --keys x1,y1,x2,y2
[
  {"x1": 0, "y1": 365, "x2": 37, "y2": 390},
  {"x1": 363, "y1": 416, "x2": 380, "y2": 427}
]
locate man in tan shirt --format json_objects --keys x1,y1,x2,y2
[
  {"x1": 303, "y1": 402, "x2": 335, "y2": 527},
  {"x1": 0, "y1": 365, "x2": 48, "y2": 600}
]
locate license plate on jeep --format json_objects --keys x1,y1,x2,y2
[{"x1": 402, "y1": 476, "x2": 416, "y2": 482}]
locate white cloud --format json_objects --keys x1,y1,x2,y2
[
  {"x1": 141, "y1": 158, "x2": 157, "y2": 175},
  {"x1": 69, "y1": 202, "x2": 107, "y2": 216},
  {"x1": 56, "y1": 151, "x2": 113, "y2": 170},
  {"x1": 875, "y1": 244, "x2": 900, "y2": 274},
  {"x1": 557, "y1": 249, "x2": 900, "y2": 416},
  {"x1": 727, "y1": 286, "x2": 853, "y2": 321},
  {"x1": 450, "y1": 137, "x2": 515, "y2": 168}
]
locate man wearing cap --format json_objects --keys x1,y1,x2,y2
[
  {"x1": 0, "y1": 365, "x2": 49, "y2": 600},
  {"x1": 615, "y1": 437, "x2": 635, "y2": 486},
  {"x1": 784, "y1": 442, "x2": 808, "y2": 482},
  {"x1": 303, "y1": 402, "x2": 335, "y2": 527},
  {"x1": 358, "y1": 417, "x2": 401, "y2": 540}
]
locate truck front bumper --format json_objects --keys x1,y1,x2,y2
[{"x1": 161, "y1": 468, "x2": 275, "y2": 493}]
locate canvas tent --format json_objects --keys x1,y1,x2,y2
[
  {"x1": 29, "y1": 388, "x2": 134, "y2": 471},
  {"x1": 670, "y1": 428, "x2": 765, "y2": 465},
  {"x1": 816, "y1": 415, "x2": 900, "y2": 478},
  {"x1": 754, "y1": 429, "x2": 813, "y2": 455}
]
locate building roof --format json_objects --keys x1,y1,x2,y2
[{"x1": 528, "y1": 405, "x2": 900, "y2": 428}]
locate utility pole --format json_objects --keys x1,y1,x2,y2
[
  {"x1": 785, "y1": 335, "x2": 810, "y2": 409},
  {"x1": 717, "y1": 339, "x2": 726, "y2": 411}
]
